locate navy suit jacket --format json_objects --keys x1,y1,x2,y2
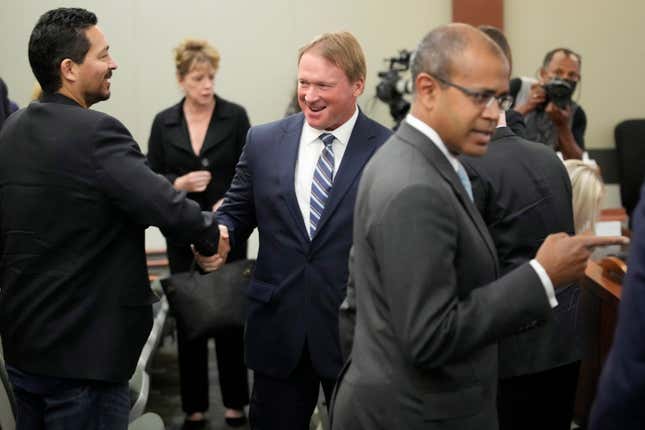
[
  {"x1": 217, "y1": 111, "x2": 391, "y2": 379},
  {"x1": 590, "y1": 185, "x2": 645, "y2": 429}
]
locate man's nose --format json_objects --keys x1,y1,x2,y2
[
  {"x1": 482, "y1": 98, "x2": 501, "y2": 120},
  {"x1": 304, "y1": 85, "x2": 319, "y2": 101}
]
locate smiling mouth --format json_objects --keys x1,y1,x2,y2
[{"x1": 305, "y1": 103, "x2": 326, "y2": 113}]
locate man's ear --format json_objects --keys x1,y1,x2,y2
[
  {"x1": 352, "y1": 77, "x2": 365, "y2": 97},
  {"x1": 415, "y1": 73, "x2": 439, "y2": 111},
  {"x1": 60, "y1": 58, "x2": 78, "y2": 84}
]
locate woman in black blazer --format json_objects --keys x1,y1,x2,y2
[{"x1": 147, "y1": 39, "x2": 250, "y2": 429}]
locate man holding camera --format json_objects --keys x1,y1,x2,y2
[{"x1": 512, "y1": 48, "x2": 585, "y2": 160}]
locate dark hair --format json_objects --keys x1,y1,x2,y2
[
  {"x1": 542, "y1": 48, "x2": 582, "y2": 69},
  {"x1": 478, "y1": 25, "x2": 512, "y2": 73},
  {"x1": 28, "y1": 8, "x2": 97, "y2": 94}
]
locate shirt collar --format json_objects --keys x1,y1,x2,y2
[
  {"x1": 405, "y1": 113, "x2": 460, "y2": 172},
  {"x1": 301, "y1": 105, "x2": 359, "y2": 146}
]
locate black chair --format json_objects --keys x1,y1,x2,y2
[{"x1": 615, "y1": 119, "x2": 645, "y2": 221}]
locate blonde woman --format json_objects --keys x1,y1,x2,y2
[
  {"x1": 147, "y1": 39, "x2": 250, "y2": 429},
  {"x1": 565, "y1": 159, "x2": 604, "y2": 234}
]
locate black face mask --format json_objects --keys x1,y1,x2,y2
[{"x1": 543, "y1": 78, "x2": 576, "y2": 109}]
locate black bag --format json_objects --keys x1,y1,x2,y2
[{"x1": 160, "y1": 259, "x2": 255, "y2": 341}]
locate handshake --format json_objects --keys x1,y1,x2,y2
[
  {"x1": 194, "y1": 224, "x2": 231, "y2": 272},
  {"x1": 190, "y1": 228, "x2": 630, "y2": 282}
]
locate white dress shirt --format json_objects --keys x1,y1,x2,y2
[
  {"x1": 405, "y1": 114, "x2": 558, "y2": 308},
  {"x1": 295, "y1": 107, "x2": 359, "y2": 239}
]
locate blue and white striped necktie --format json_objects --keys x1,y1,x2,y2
[{"x1": 309, "y1": 133, "x2": 335, "y2": 238}]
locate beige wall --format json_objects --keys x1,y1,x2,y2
[
  {"x1": 0, "y1": 0, "x2": 451, "y2": 146},
  {"x1": 0, "y1": 1, "x2": 450, "y2": 249},
  {"x1": 3, "y1": 2, "x2": 641, "y2": 150},
  {"x1": 1, "y1": 1, "x2": 641, "y2": 246},
  {"x1": 506, "y1": 0, "x2": 645, "y2": 149}
]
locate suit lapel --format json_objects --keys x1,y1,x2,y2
[
  {"x1": 164, "y1": 100, "x2": 194, "y2": 155},
  {"x1": 313, "y1": 112, "x2": 378, "y2": 237},
  {"x1": 201, "y1": 96, "x2": 235, "y2": 155},
  {"x1": 397, "y1": 122, "x2": 499, "y2": 272},
  {"x1": 277, "y1": 114, "x2": 310, "y2": 244}
]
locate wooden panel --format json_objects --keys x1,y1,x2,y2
[
  {"x1": 599, "y1": 207, "x2": 628, "y2": 224},
  {"x1": 452, "y1": 0, "x2": 503, "y2": 30},
  {"x1": 574, "y1": 259, "x2": 623, "y2": 426}
]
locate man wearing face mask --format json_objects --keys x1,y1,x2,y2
[{"x1": 511, "y1": 48, "x2": 585, "y2": 160}]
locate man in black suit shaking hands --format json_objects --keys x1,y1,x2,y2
[{"x1": 0, "y1": 8, "x2": 223, "y2": 430}]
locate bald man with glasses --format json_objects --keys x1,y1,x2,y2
[{"x1": 331, "y1": 24, "x2": 626, "y2": 430}]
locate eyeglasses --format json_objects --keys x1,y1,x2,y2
[{"x1": 432, "y1": 75, "x2": 514, "y2": 111}]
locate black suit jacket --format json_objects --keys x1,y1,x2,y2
[
  {"x1": 0, "y1": 93, "x2": 219, "y2": 382},
  {"x1": 505, "y1": 109, "x2": 527, "y2": 139},
  {"x1": 147, "y1": 95, "x2": 249, "y2": 210},
  {"x1": 461, "y1": 127, "x2": 580, "y2": 378},
  {"x1": 147, "y1": 95, "x2": 250, "y2": 270},
  {"x1": 0, "y1": 78, "x2": 10, "y2": 131}
]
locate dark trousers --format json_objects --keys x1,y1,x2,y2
[
  {"x1": 7, "y1": 366, "x2": 129, "y2": 430},
  {"x1": 249, "y1": 344, "x2": 335, "y2": 430},
  {"x1": 177, "y1": 325, "x2": 249, "y2": 412},
  {"x1": 168, "y1": 242, "x2": 250, "y2": 414},
  {"x1": 498, "y1": 361, "x2": 581, "y2": 430}
]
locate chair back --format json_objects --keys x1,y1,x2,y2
[{"x1": 615, "y1": 119, "x2": 645, "y2": 218}]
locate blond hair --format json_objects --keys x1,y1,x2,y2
[
  {"x1": 31, "y1": 82, "x2": 42, "y2": 101},
  {"x1": 565, "y1": 160, "x2": 604, "y2": 233},
  {"x1": 174, "y1": 39, "x2": 220, "y2": 79},
  {"x1": 298, "y1": 31, "x2": 366, "y2": 83}
]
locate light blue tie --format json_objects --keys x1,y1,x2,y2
[
  {"x1": 456, "y1": 163, "x2": 473, "y2": 202},
  {"x1": 310, "y1": 133, "x2": 335, "y2": 237}
]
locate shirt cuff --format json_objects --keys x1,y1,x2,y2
[{"x1": 529, "y1": 259, "x2": 558, "y2": 308}]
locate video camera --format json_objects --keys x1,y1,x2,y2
[
  {"x1": 543, "y1": 78, "x2": 576, "y2": 109},
  {"x1": 376, "y1": 50, "x2": 412, "y2": 125}
]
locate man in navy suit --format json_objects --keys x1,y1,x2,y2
[
  {"x1": 197, "y1": 31, "x2": 391, "y2": 429},
  {"x1": 590, "y1": 186, "x2": 645, "y2": 429}
]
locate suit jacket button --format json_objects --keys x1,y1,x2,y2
[{"x1": 201, "y1": 158, "x2": 210, "y2": 168}]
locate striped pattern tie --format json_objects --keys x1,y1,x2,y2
[{"x1": 309, "y1": 133, "x2": 335, "y2": 238}]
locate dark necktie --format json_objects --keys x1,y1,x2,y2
[{"x1": 309, "y1": 133, "x2": 335, "y2": 237}]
